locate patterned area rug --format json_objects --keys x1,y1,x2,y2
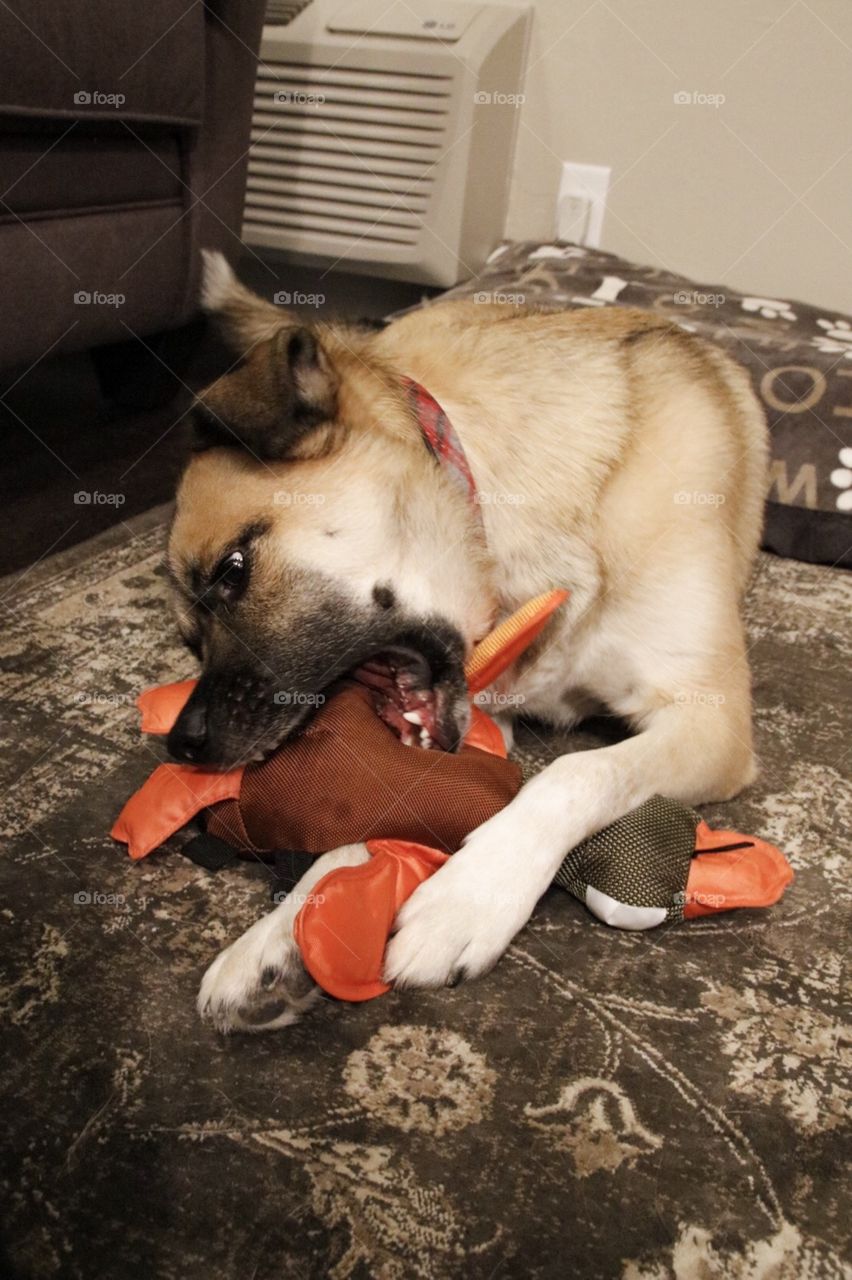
[{"x1": 1, "y1": 507, "x2": 849, "y2": 1280}]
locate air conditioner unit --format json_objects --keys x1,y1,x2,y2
[{"x1": 242, "y1": 0, "x2": 531, "y2": 286}]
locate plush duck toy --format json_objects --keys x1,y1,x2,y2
[{"x1": 113, "y1": 591, "x2": 793, "y2": 1001}]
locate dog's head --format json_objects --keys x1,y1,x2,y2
[{"x1": 165, "y1": 254, "x2": 495, "y2": 768}]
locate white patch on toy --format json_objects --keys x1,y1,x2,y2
[
  {"x1": 584, "y1": 886, "x2": 667, "y2": 930},
  {"x1": 741, "y1": 296, "x2": 796, "y2": 322},
  {"x1": 829, "y1": 445, "x2": 852, "y2": 512},
  {"x1": 813, "y1": 317, "x2": 852, "y2": 360}
]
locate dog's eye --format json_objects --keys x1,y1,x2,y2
[{"x1": 211, "y1": 549, "x2": 248, "y2": 600}]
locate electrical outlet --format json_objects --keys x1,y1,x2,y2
[
  {"x1": 558, "y1": 194, "x2": 590, "y2": 244},
  {"x1": 556, "y1": 162, "x2": 611, "y2": 247}
]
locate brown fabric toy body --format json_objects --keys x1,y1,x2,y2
[{"x1": 206, "y1": 683, "x2": 521, "y2": 855}]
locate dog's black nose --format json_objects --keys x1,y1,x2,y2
[{"x1": 167, "y1": 703, "x2": 207, "y2": 762}]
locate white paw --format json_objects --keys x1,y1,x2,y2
[
  {"x1": 383, "y1": 823, "x2": 543, "y2": 988},
  {"x1": 198, "y1": 904, "x2": 319, "y2": 1034}
]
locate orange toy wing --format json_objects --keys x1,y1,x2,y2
[
  {"x1": 465, "y1": 590, "x2": 569, "y2": 694},
  {"x1": 111, "y1": 762, "x2": 243, "y2": 861}
]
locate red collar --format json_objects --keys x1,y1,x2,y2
[{"x1": 401, "y1": 376, "x2": 481, "y2": 516}]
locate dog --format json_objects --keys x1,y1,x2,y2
[{"x1": 166, "y1": 252, "x2": 768, "y2": 1032}]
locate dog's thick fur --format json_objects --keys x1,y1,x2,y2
[{"x1": 172, "y1": 253, "x2": 768, "y2": 1032}]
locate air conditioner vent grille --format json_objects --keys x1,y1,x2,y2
[
  {"x1": 243, "y1": 207, "x2": 419, "y2": 247},
  {"x1": 244, "y1": 57, "x2": 453, "y2": 249},
  {"x1": 264, "y1": 0, "x2": 313, "y2": 27},
  {"x1": 257, "y1": 62, "x2": 453, "y2": 91}
]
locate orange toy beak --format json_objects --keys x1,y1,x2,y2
[{"x1": 684, "y1": 823, "x2": 794, "y2": 918}]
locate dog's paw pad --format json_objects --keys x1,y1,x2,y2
[{"x1": 198, "y1": 912, "x2": 319, "y2": 1034}]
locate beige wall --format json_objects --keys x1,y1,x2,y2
[{"x1": 505, "y1": 0, "x2": 852, "y2": 312}]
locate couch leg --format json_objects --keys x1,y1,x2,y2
[{"x1": 91, "y1": 318, "x2": 206, "y2": 412}]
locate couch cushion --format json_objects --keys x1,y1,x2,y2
[
  {"x1": 0, "y1": 127, "x2": 182, "y2": 219},
  {"x1": 441, "y1": 241, "x2": 852, "y2": 569},
  {"x1": 1, "y1": 202, "x2": 196, "y2": 369},
  {"x1": 0, "y1": 0, "x2": 204, "y2": 128}
]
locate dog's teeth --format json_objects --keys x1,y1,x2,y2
[
  {"x1": 403, "y1": 710, "x2": 423, "y2": 725},
  {"x1": 420, "y1": 732, "x2": 433, "y2": 749}
]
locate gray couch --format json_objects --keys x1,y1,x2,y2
[{"x1": 0, "y1": 0, "x2": 265, "y2": 387}]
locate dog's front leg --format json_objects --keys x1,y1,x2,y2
[
  {"x1": 198, "y1": 843, "x2": 370, "y2": 1032},
  {"x1": 384, "y1": 698, "x2": 755, "y2": 987},
  {"x1": 383, "y1": 754, "x2": 620, "y2": 988}
]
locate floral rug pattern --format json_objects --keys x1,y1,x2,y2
[{"x1": 0, "y1": 507, "x2": 849, "y2": 1279}]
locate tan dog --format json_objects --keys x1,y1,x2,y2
[{"x1": 169, "y1": 252, "x2": 768, "y2": 1032}]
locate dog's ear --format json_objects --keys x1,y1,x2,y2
[
  {"x1": 192, "y1": 323, "x2": 339, "y2": 461},
  {"x1": 200, "y1": 249, "x2": 288, "y2": 352}
]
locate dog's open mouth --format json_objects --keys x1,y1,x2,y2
[{"x1": 349, "y1": 644, "x2": 460, "y2": 751}]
